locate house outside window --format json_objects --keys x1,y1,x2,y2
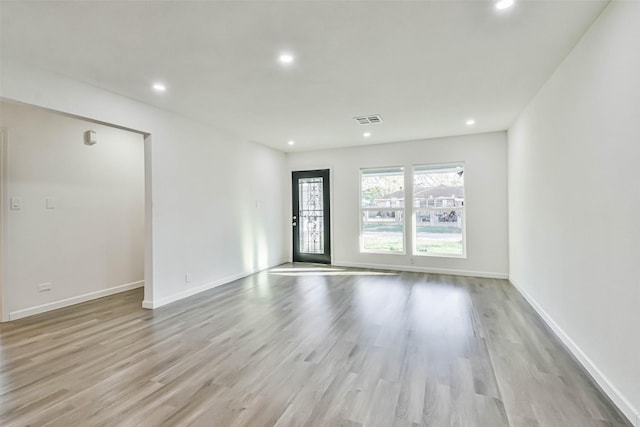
[
  {"x1": 413, "y1": 163, "x2": 465, "y2": 257},
  {"x1": 360, "y1": 167, "x2": 405, "y2": 253}
]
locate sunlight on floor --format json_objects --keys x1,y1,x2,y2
[
  {"x1": 269, "y1": 266, "x2": 397, "y2": 277},
  {"x1": 270, "y1": 267, "x2": 341, "y2": 272}
]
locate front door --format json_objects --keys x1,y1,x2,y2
[{"x1": 292, "y1": 169, "x2": 331, "y2": 264}]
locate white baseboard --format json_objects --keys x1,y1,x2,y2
[
  {"x1": 509, "y1": 276, "x2": 638, "y2": 427},
  {"x1": 333, "y1": 261, "x2": 508, "y2": 279},
  {"x1": 9, "y1": 280, "x2": 144, "y2": 321},
  {"x1": 142, "y1": 260, "x2": 289, "y2": 310},
  {"x1": 141, "y1": 299, "x2": 154, "y2": 309},
  {"x1": 141, "y1": 273, "x2": 246, "y2": 309}
]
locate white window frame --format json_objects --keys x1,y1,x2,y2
[
  {"x1": 412, "y1": 162, "x2": 467, "y2": 258},
  {"x1": 359, "y1": 166, "x2": 406, "y2": 254}
]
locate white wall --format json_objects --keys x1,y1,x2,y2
[
  {"x1": 508, "y1": 1, "x2": 640, "y2": 424},
  {"x1": 0, "y1": 58, "x2": 287, "y2": 313},
  {"x1": 287, "y1": 132, "x2": 508, "y2": 278},
  {"x1": 1, "y1": 101, "x2": 145, "y2": 318}
]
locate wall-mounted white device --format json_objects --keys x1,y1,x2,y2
[
  {"x1": 10, "y1": 197, "x2": 21, "y2": 210},
  {"x1": 84, "y1": 130, "x2": 97, "y2": 145}
]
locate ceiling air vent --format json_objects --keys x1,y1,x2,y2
[{"x1": 354, "y1": 114, "x2": 383, "y2": 125}]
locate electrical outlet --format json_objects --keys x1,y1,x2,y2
[
  {"x1": 37, "y1": 283, "x2": 52, "y2": 292},
  {"x1": 185, "y1": 273, "x2": 192, "y2": 283}
]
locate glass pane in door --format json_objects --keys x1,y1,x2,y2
[{"x1": 298, "y1": 177, "x2": 324, "y2": 254}]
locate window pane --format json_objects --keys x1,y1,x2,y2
[
  {"x1": 413, "y1": 164, "x2": 464, "y2": 208},
  {"x1": 414, "y1": 163, "x2": 465, "y2": 256},
  {"x1": 415, "y1": 209, "x2": 464, "y2": 255},
  {"x1": 361, "y1": 167, "x2": 405, "y2": 208},
  {"x1": 298, "y1": 177, "x2": 324, "y2": 254},
  {"x1": 362, "y1": 210, "x2": 404, "y2": 252}
]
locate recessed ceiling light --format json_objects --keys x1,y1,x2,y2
[
  {"x1": 363, "y1": 132, "x2": 371, "y2": 138},
  {"x1": 152, "y1": 83, "x2": 166, "y2": 92},
  {"x1": 279, "y1": 53, "x2": 294, "y2": 65},
  {"x1": 288, "y1": 140, "x2": 295, "y2": 146},
  {"x1": 495, "y1": 0, "x2": 514, "y2": 10},
  {"x1": 466, "y1": 119, "x2": 476, "y2": 126}
]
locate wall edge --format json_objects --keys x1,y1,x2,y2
[{"x1": 510, "y1": 276, "x2": 638, "y2": 426}]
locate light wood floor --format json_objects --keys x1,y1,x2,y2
[{"x1": 0, "y1": 264, "x2": 630, "y2": 427}]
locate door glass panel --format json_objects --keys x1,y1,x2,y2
[{"x1": 298, "y1": 177, "x2": 324, "y2": 254}]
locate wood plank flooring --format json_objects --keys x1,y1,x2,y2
[{"x1": 0, "y1": 264, "x2": 631, "y2": 427}]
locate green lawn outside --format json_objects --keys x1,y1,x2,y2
[
  {"x1": 362, "y1": 224, "x2": 463, "y2": 254},
  {"x1": 362, "y1": 234, "x2": 404, "y2": 252},
  {"x1": 363, "y1": 234, "x2": 463, "y2": 254},
  {"x1": 415, "y1": 239, "x2": 463, "y2": 255}
]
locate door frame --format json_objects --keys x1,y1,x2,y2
[
  {"x1": 0, "y1": 103, "x2": 153, "y2": 321},
  {"x1": 0, "y1": 128, "x2": 8, "y2": 321},
  {"x1": 291, "y1": 167, "x2": 333, "y2": 264}
]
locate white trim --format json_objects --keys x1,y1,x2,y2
[
  {"x1": 334, "y1": 261, "x2": 507, "y2": 279},
  {"x1": 0, "y1": 128, "x2": 7, "y2": 321},
  {"x1": 141, "y1": 299, "x2": 154, "y2": 309},
  {"x1": 142, "y1": 273, "x2": 245, "y2": 309},
  {"x1": 143, "y1": 133, "x2": 153, "y2": 306},
  {"x1": 142, "y1": 274, "x2": 240, "y2": 309},
  {"x1": 510, "y1": 276, "x2": 639, "y2": 427},
  {"x1": 8, "y1": 280, "x2": 144, "y2": 321},
  {"x1": 142, "y1": 260, "x2": 289, "y2": 310}
]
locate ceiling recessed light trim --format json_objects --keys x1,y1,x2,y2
[
  {"x1": 288, "y1": 140, "x2": 295, "y2": 146},
  {"x1": 466, "y1": 119, "x2": 476, "y2": 126},
  {"x1": 495, "y1": 0, "x2": 514, "y2": 10},
  {"x1": 363, "y1": 132, "x2": 371, "y2": 138},
  {"x1": 152, "y1": 83, "x2": 166, "y2": 92}
]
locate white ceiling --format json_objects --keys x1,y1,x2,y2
[{"x1": 0, "y1": 0, "x2": 607, "y2": 152}]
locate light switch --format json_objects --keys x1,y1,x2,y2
[
  {"x1": 10, "y1": 197, "x2": 21, "y2": 210},
  {"x1": 46, "y1": 197, "x2": 56, "y2": 209}
]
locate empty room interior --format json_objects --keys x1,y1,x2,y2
[{"x1": 0, "y1": 1, "x2": 638, "y2": 426}]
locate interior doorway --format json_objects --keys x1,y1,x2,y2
[
  {"x1": 0, "y1": 102, "x2": 150, "y2": 321},
  {"x1": 292, "y1": 169, "x2": 331, "y2": 264}
]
